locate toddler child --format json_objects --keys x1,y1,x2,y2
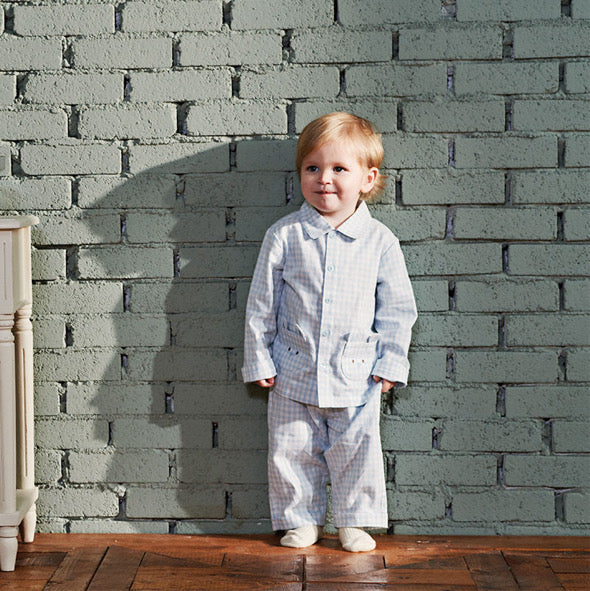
[{"x1": 242, "y1": 112, "x2": 417, "y2": 552}]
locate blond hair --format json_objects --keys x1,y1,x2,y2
[{"x1": 296, "y1": 112, "x2": 386, "y2": 201}]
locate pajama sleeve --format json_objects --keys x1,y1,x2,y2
[
  {"x1": 241, "y1": 229, "x2": 285, "y2": 383},
  {"x1": 371, "y1": 238, "x2": 418, "y2": 387}
]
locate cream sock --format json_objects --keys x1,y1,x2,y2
[
  {"x1": 338, "y1": 527, "x2": 376, "y2": 552},
  {"x1": 280, "y1": 525, "x2": 323, "y2": 548}
]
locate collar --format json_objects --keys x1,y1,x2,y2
[{"x1": 300, "y1": 201, "x2": 372, "y2": 240}]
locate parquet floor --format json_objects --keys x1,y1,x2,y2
[{"x1": 0, "y1": 533, "x2": 588, "y2": 590}]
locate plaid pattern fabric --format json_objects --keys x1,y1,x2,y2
[
  {"x1": 242, "y1": 201, "x2": 417, "y2": 408},
  {"x1": 268, "y1": 390, "x2": 388, "y2": 530}
]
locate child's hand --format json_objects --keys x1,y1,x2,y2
[
  {"x1": 372, "y1": 376, "x2": 396, "y2": 393},
  {"x1": 256, "y1": 377, "x2": 275, "y2": 388}
]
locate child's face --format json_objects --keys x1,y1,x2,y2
[{"x1": 300, "y1": 141, "x2": 378, "y2": 228}]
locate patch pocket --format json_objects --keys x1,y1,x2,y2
[
  {"x1": 340, "y1": 338, "x2": 378, "y2": 381},
  {"x1": 276, "y1": 325, "x2": 311, "y2": 374}
]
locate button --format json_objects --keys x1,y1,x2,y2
[
  {"x1": 321, "y1": 329, "x2": 331, "y2": 337},
  {"x1": 327, "y1": 265, "x2": 334, "y2": 272},
  {"x1": 325, "y1": 297, "x2": 332, "y2": 304}
]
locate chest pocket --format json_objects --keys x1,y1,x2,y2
[{"x1": 341, "y1": 335, "x2": 378, "y2": 381}]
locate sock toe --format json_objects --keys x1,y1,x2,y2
[{"x1": 338, "y1": 527, "x2": 376, "y2": 552}]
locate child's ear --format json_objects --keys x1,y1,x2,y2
[{"x1": 361, "y1": 167, "x2": 379, "y2": 194}]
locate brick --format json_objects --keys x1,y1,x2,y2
[
  {"x1": 566, "y1": 134, "x2": 590, "y2": 167},
  {"x1": 186, "y1": 101, "x2": 287, "y2": 136},
  {"x1": 78, "y1": 175, "x2": 177, "y2": 209},
  {"x1": 382, "y1": 135, "x2": 448, "y2": 169},
  {"x1": 121, "y1": 1, "x2": 221, "y2": 32},
  {"x1": 71, "y1": 315, "x2": 169, "y2": 348},
  {"x1": 347, "y1": 64, "x2": 447, "y2": 97},
  {"x1": 177, "y1": 519, "x2": 272, "y2": 535},
  {"x1": 67, "y1": 383, "x2": 153, "y2": 415},
  {"x1": 126, "y1": 210, "x2": 226, "y2": 244},
  {"x1": 172, "y1": 311, "x2": 243, "y2": 348},
  {"x1": 35, "y1": 450, "x2": 62, "y2": 484},
  {"x1": 0, "y1": 38, "x2": 62, "y2": 70},
  {"x1": 232, "y1": 0, "x2": 332, "y2": 29},
  {"x1": 455, "y1": 136, "x2": 557, "y2": 169},
  {"x1": 184, "y1": 171, "x2": 287, "y2": 206},
  {"x1": 402, "y1": 170, "x2": 505, "y2": 205},
  {"x1": 514, "y1": 100, "x2": 590, "y2": 132},
  {"x1": 235, "y1": 139, "x2": 297, "y2": 172},
  {"x1": 112, "y1": 416, "x2": 209, "y2": 448},
  {"x1": 506, "y1": 314, "x2": 590, "y2": 346},
  {"x1": 24, "y1": 73, "x2": 123, "y2": 104},
  {"x1": 512, "y1": 170, "x2": 590, "y2": 204},
  {"x1": 69, "y1": 451, "x2": 170, "y2": 483},
  {"x1": 553, "y1": 421, "x2": 590, "y2": 453},
  {"x1": 566, "y1": 62, "x2": 590, "y2": 93},
  {"x1": 568, "y1": 348, "x2": 590, "y2": 382},
  {"x1": 33, "y1": 282, "x2": 123, "y2": 314},
  {"x1": 413, "y1": 313, "x2": 498, "y2": 347},
  {"x1": 565, "y1": 208, "x2": 590, "y2": 241},
  {"x1": 173, "y1": 383, "x2": 268, "y2": 416},
  {"x1": 14, "y1": 4, "x2": 113, "y2": 35},
  {"x1": 381, "y1": 417, "x2": 434, "y2": 451},
  {"x1": 509, "y1": 244, "x2": 590, "y2": 276},
  {"x1": 394, "y1": 385, "x2": 497, "y2": 418},
  {"x1": 506, "y1": 455, "x2": 590, "y2": 487},
  {"x1": 128, "y1": 142, "x2": 229, "y2": 174},
  {"x1": 404, "y1": 100, "x2": 504, "y2": 133},
  {"x1": 78, "y1": 246, "x2": 173, "y2": 279},
  {"x1": 411, "y1": 280, "x2": 448, "y2": 312},
  {"x1": 240, "y1": 67, "x2": 340, "y2": 99},
  {"x1": 291, "y1": 29, "x2": 391, "y2": 63},
  {"x1": 440, "y1": 419, "x2": 543, "y2": 452},
  {"x1": 0, "y1": 178, "x2": 71, "y2": 210},
  {"x1": 396, "y1": 454, "x2": 496, "y2": 486},
  {"x1": 217, "y1": 417, "x2": 267, "y2": 450},
  {"x1": 180, "y1": 31, "x2": 281, "y2": 66},
  {"x1": 564, "y1": 492, "x2": 590, "y2": 523},
  {"x1": 455, "y1": 279, "x2": 559, "y2": 312},
  {"x1": 231, "y1": 486, "x2": 270, "y2": 519},
  {"x1": 506, "y1": 385, "x2": 590, "y2": 418},
  {"x1": 177, "y1": 449, "x2": 267, "y2": 484},
  {"x1": 455, "y1": 62, "x2": 558, "y2": 95},
  {"x1": 400, "y1": 25, "x2": 502, "y2": 60},
  {"x1": 454, "y1": 351, "x2": 559, "y2": 383},
  {"x1": 403, "y1": 243, "x2": 502, "y2": 276},
  {"x1": 78, "y1": 105, "x2": 176, "y2": 139},
  {"x1": 233, "y1": 206, "x2": 296, "y2": 242},
  {"x1": 35, "y1": 417, "x2": 109, "y2": 449},
  {"x1": 387, "y1": 491, "x2": 445, "y2": 520},
  {"x1": 453, "y1": 491, "x2": 554, "y2": 522},
  {"x1": 0, "y1": 75, "x2": 15, "y2": 103},
  {"x1": 33, "y1": 211, "x2": 120, "y2": 246},
  {"x1": 21, "y1": 144, "x2": 121, "y2": 176},
  {"x1": 565, "y1": 280, "x2": 590, "y2": 311},
  {"x1": 408, "y1": 350, "x2": 448, "y2": 382},
  {"x1": 514, "y1": 24, "x2": 590, "y2": 58},
  {"x1": 454, "y1": 207, "x2": 557, "y2": 240},
  {"x1": 362, "y1": 207, "x2": 447, "y2": 242},
  {"x1": 38, "y1": 488, "x2": 119, "y2": 518},
  {"x1": 457, "y1": 0, "x2": 560, "y2": 21},
  {"x1": 179, "y1": 246, "x2": 259, "y2": 278},
  {"x1": 130, "y1": 281, "x2": 228, "y2": 314},
  {"x1": 0, "y1": 109, "x2": 66, "y2": 140},
  {"x1": 34, "y1": 383, "x2": 61, "y2": 416},
  {"x1": 72, "y1": 36, "x2": 172, "y2": 69},
  {"x1": 130, "y1": 70, "x2": 231, "y2": 101},
  {"x1": 127, "y1": 349, "x2": 228, "y2": 381},
  {"x1": 573, "y1": 0, "x2": 590, "y2": 18},
  {"x1": 33, "y1": 317, "x2": 65, "y2": 348},
  {"x1": 35, "y1": 350, "x2": 120, "y2": 382},
  {"x1": 126, "y1": 486, "x2": 226, "y2": 518},
  {"x1": 70, "y1": 521, "x2": 169, "y2": 534},
  {"x1": 31, "y1": 248, "x2": 66, "y2": 281},
  {"x1": 339, "y1": 0, "x2": 440, "y2": 24}
]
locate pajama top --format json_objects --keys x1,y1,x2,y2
[{"x1": 241, "y1": 200, "x2": 417, "y2": 408}]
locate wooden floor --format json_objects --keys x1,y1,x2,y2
[{"x1": 0, "y1": 533, "x2": 588, "y2": 590}]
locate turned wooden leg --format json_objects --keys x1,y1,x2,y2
[
  {"x1": 0, "y1": 527, "x2": 19, "y2": 572},
  {"x1": 20, "y1": 507, "x2": 37, "y2": 544}
]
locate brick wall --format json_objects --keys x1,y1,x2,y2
[{"x1": 1, "y1": 0, "x2": 588, "y2": 535}]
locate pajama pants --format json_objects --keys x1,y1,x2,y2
[{"x1": 267, "y1": 390, "x2": 388, "y2": 530}]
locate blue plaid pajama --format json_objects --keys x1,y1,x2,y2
[{"x1": 268, "y1": 390, "x2": 388, "y2": 530}]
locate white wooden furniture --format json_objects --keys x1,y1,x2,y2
[{"x1": 0, "y1": 216, "x2": 39, "y2": 572}]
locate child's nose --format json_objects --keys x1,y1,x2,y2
[{"x1": 319, "y1": 169, "x2": 332, "y2": 184}]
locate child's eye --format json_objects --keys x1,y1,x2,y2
[
  {"x1": 334, "y1": 166, "x2": 346, "y2": 172},
  {"x1": 306, "y1": 165, "x2": 319, "y2": 172}
]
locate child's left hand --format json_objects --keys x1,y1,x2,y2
[{"x1": 372, "y1": 376, "x2": 396, "y2": 393}]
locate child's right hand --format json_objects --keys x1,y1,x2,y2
[{"x1": 256, "y1": 377, "x2": 275, "y2": 388}]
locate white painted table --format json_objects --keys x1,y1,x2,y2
[{"x1": 0, "y1": 216, "x2": 39, "y2": 572}]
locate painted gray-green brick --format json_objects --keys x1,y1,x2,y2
[
  {"x1": 412, "y1": 313, "x2": 498, "y2": 347},
  {"x1": 33, "y1": 317, "x2": 65, "y2": 349},
  {"x1": 383, "y1": 135, "x2": 448, "y2": 169},
  {"x1": 171, "y1": 312, "x2": 244, "y2": 348},
  {"x1": 130, "y1": 70, "x2": 231, "y2": 101},
  {"x1": 121, "y1": 0, "x2": 221, "y2": 32},
  {"x1": 564, "y1": 208, "x2": 590, "y2": 241},
  {"x1": 31, "y1": 249, "x2": 66, "y2": 281},
  {"x1": 0, "y1": 38, "x2": 62, "y2": 70},
  {"x1": 339, "y1": 0, "x2": 440, "y2": 24},
  {"x1": 24, "y1": 73, "x2": 123, "y2": 104},
  {"x1": 505, "y1": 456, "x2": 590, "y2": 487},
  {"x1": 33, "y1": 282, "x2": 123, "y2": 314},
  {"x1": 411, "y1": 280, "x2": 449, "y2": 312},
  {"x1": 566, "y1": 134, "x2": 590, "y2": 167},
  {"x1": 370, "y1": 208, "x2": 446, "y2": 242},
  {"x1": 0, "y1": 178, "x2": 71, "y2": 210},
  {"x1": 512, "y1": 170, "x2": 590, "y2": 204},
  {"x1": 231, "y1": 486, "x2": 270, "y2": 519},
  {"x1": 381, "y1": 417, "x2": 434, "y2": 451},
  {"x1": 564, "y1": 492, "x2": 590, "y2": 523},
  {"x1": 177, "y1": 450, "x2": 267, "y2": 484},
  {"x1": 78, "y1": 246, "x2": 173, "y2": 279},
  {"x1": 388, "y1": 491, "x2": 446, "y2": 520},
  {"x1": 35, "y1": 350, "x2": 120, "y2": 382},
  {"x1": 35, "y1": 417, "x2": 109, "y2": 449},
  {"x1": 0, "y1": 109, "x2": 67, "y2": 140},
  {"x1": 0, "y1": 75, "x2": 14, "y2": 103},
  {"x1": 514, "y1": 23, "x2": 590, "y2": 58},
  {"x1": 509, "y1": 244, "x2": 590, "y2": 276},
  {"x1": 66, "y1": 383, "x2": 154, "y2": 415},
  {"x1": 506, "y1": 314, "x2": 590, "y2": 346},
  {"x1": 32, "y1": 211, "x2": 120, "y2": 246},
  {"x1": 553, "y1": 421, "x2": 590, "y2": 453},
  {"x1": 172, "y1": 383, "x2": 268, "y2": 416},
  {"x1": 38, "y1": 488, "x2": 120, "y2": 519},
  {"x1": 14, "y1": 4, "x2": 113, "y2": 36},
  {"x1": 453, "y1": 491, "x2": 555, "y2": 522},
  {"x1": 573, "y1": 0, "x2": 590, "y2": 18},
  {"x1": 457, "y1": 0, "x2": 561, "y2": 21},
  {"x1": 21, "y1": 144, "x2": 121, "y2": 176},
  {"x1": 564, "y1": 280, "x2": 590, "y2": 311},
  {"x1": 72, "y1": 37, "x2": 172, "y2": 69},
  {"x1": 566, "y1": 62, "x2": 590, "y2": 94},
  {"x1": 180, "y1": 32, "x2": 282, "y2": 66},
  {"x1": 35, "y1": 450, "x2": 62, "y2": 484},
  {"x1": 513, "y1": 100, "x2": 590, "y2": 132},
  {"x1": 568, "y1": 349, "x2": 590, "y2": 382},
  {"x1": 231, "y1": 0, "x2": 332, "y2": 30},
  {"x1": 240, "y1": 67, "x2": 340, "y2": 99},
  {"x1": 234, "y1": 206, "x2": 298, "y2": 242},
  {"x1": 505, "y1": 386, "x2": 590, "y2": 418}
]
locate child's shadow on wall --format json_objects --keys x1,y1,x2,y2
[{"x1": 81, "y1": 138, "x2": 299, "y2": 533}]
